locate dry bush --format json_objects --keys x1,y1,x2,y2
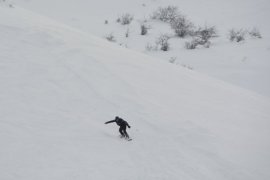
[
  {"x1": 170, "y1": 16, "x2": 194, "y2": 38},
  {"x1": 194, "y1": 26, "x2": 217, "y2": 44},
  {"x1": 145, "y1": 43, "x2": 158, "y2": 51},
  {"x1": 249, "y1": 27, "x2": 262, "y2": 38},
  {"x1": 156, "y1": 34, "x2": 170, "y2": 51},
  {"x1": 229, "y1": 29, "x2": 246, "y2": 42},
  {"x1": 140, "y1": 24, "x2": 148, "y2": 35},
  {"x1": 105, "y1": 33, "x2": 116, "y2": 42},
  {"x1": 117, "y1": 13, "x2": 134, "y2": 25},
  {"x1": 151, "y1": 6, "x2": 179, "y2": 23},
  {"x1": 185, "y1": 39, "x2": 198, "y2": 49}
]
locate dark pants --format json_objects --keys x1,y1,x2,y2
[{"x1": 119, "y1": 125, "x2": 129, "y2": 138}]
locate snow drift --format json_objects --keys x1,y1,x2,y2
[{"x1": 0, "y1": 5, "x2": 270, "y2": 180}]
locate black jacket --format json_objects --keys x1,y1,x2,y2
[{"x1": 105, "y1": 117, "x2": 130, "y2": 128}]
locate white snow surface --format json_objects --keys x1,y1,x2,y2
[
  {"x1": 1, "y1": 4, "x2": 270, "y2": 180},
  {"x1": 13, "y1": 0, "x2": 270, "y2": 97}
]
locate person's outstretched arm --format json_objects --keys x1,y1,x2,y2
[
  {"x1": 105, "y1": 120, "x2": 116, "y2": 124},
  {"x1": 126, "y1": 121, "x2": 131, "y2": 128}
]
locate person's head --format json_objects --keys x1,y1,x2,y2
[{"x1": 115, "y1": 116, "x2": 119, "y2": 120}]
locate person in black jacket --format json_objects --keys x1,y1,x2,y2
[{"x1": 105, "y1": 116, "x2": 131, "y2": 139}]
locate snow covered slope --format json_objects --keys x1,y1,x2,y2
[
  {"x1": 1, "y1": 5, "x2": 270, "y2": 180},
  {"x1": 14, "y1": 0, "x2": 270, "y2": 97}
]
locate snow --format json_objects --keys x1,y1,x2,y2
[
  {"x1": 13, "y1": 0, "x2": 270, "y2": 97},
  {"x1": 0, "y1": 3, "x2": 270, "y2": 180}
]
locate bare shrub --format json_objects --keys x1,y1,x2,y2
[
  {"x1": 203, "y1": 41, "x2": 211, "y2": 48},
  {"x1": 104, "y1": 20, "x2": 108, "y2": 24},
  {"x1": 181, "y1": 64, "x2": 193, "y2": 70},
  {"x1": 185, "y1": 37, "x2": 212, "y2": 50},
  {"x1": 125, "y1": 28, "x2": 130, "y2": 38},
  {"x1": 170, "y1": 16, "x2": 194, "y2": 38},
  {"x1": 184, "y1": 25, "x2": 217, "y2": 49},
  {"x1": 249, "y1": 27, "x2": 262, "y2": 38},
  {"x1": 145, "y1": 43, "x2": 158, "y2": 51},
  {"x1": 119, "y1": 43, "x2": 128, "y2": 48},
  {"x1": 116, "y1": 18, "x2": 121, "y2": 23},
  {"x1": 151, "y1": 6, "x2": 179, "y2": 23},
  {"x1": 117, "y1": 13, "x2": 134, "y2": 25},
  {"x1": 185, "y1": 39, "x2": 198, "y2": 49},
  {"x1": 140, "y1": 24, "x2": 149, "y2": 35},
  {"x1": 156, "y1": 34, "x2": 170, "y2": 51},
  {"x1": 195, "y1": 26, "x2": 217, "y2": 44},
  {"x1": 169, "y1": 57, "x2": 177, "y2": 64},
  {"x1": 105, "y1": 33, "x2": 116, "y2": 42},
  {"x1": 229, "y1": 29, "x2": 246, "y2": 42}
]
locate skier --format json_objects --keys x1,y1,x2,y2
[{"x1": 105, "y1": 116, "x2": 131, "y2": 139}]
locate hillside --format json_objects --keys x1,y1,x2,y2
[
  {"x1": 1, "y1": 4, "x2": 270, "y2": 180},
  {"x1": 14, "y1": 0, "x2": 270, "y2": 97}
]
